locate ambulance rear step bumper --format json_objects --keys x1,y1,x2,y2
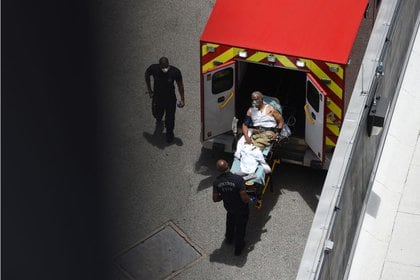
[
  {"x1": 280, "y1": 150, "x2": 331, "y2": 170},
  {"x1": 202, "y1": 133, "x2": 237, "y2": 153},
  {"x1": 276, "y1": 137, "x2": 331, "y2": 169}
]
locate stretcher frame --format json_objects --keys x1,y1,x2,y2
[
  {"x1": 232, "y1": 96, "x2": 286, "y2": 210},
  {"x1": 243, "y1": 138, "x2": 282, "y2": 210}
]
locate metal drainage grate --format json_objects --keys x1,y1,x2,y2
[{"x1": 114, "y1": 221, "x2": 204, "y2": 280}]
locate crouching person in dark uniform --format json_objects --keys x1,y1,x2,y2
[{"x1": 213, "y1": 159, "x2": 250, "y2": 256}]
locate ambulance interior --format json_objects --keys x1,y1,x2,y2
[{"x1": 235, "y1": 61, "x2": 307, "y2": 142}]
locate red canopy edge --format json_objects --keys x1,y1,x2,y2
[{"x1": 200, "y1": 0, "x2": 368, "y2": 64}]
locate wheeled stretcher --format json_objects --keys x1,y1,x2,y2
[
  {"x1": 230, "y1": 95, "x2": 289, "y2": 209},
  {"x1": 231, "y1": 137, "x2": 282, "y2": 209},
  {"x1": 230, "y1": 95, "x2": 290, "y2": 209}
]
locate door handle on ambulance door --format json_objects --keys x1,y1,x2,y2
[
  {"x1": 304, "y1": 104, "x2": 316, "y2": 124},
  {"x1": 218, "y1": 91, "x2": 234, "y2": 109}
]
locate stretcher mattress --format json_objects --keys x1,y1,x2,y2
[{"x1": 231, "y1": 144, "x2": 272, "y2": 185}]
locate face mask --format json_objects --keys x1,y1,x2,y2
[{"x1": 162, "y1": 67, "x2": 169, "y2": 73}]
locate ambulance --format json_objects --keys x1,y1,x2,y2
[{"x1": 200, "y1": 0, "x2": 374, "y2": 169}]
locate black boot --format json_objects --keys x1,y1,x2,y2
[{"x1": 166, "y1": 131, "x2": 174, "y2": 143}]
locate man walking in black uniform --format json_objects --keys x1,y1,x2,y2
[
  {"x1": 213, "y1": 159, "x2": 250, "y2": 255},
  {"x1": 145, "y1": 57, "x2": 185, "y2": 143}
]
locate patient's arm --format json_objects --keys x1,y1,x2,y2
[
  {"x1": 272, "y1": 109, "x2": 284, "y2": 129},
  {"x1": 242, "y1": 109, "x2": 253, "y2": 144},
  {"x1": 242, "y1": 123, "x2": 252, "y2": 144}
]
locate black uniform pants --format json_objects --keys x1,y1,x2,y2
[
  {"x1": 152, "y1": 96, "x2": 176, "y2": 133},
  {"x1": 225, "y1": 208, "x2": 249, "y2": 250}
]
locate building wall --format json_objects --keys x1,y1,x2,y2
[
  {"x1": 321, "y1": 1, "x2": 420, "y2": 279},
  {"x1": 297, "y1": 1, "x2": 420, "y2": 279}
]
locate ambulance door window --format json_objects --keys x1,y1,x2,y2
[
  {"x1": 307, "y1": 82, "x2": 320, "y2": 112},
  {"x1": 212, "y1": 68, "x2": 233, "y2": 94}
]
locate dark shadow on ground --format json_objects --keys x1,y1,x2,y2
[
  {"x1": 208, "y1": 240, "x2": 247, "y2": 267},
  {"x1": 272, "y1": 163, "x2": 326, "y2": 213},
  {"x1": 143, "y1": 122, "x2": 183, "y2": 149},
  {"x1": 194, "y1": 147, "x2": 233, "y2": 192}
]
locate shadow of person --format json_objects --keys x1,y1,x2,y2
[
  {"x1": 209, "y1": 184, "x2": 281, "y2": 266},
  {"x1": 168, "y1": 135, "x2": 183, "y2": 146},
  {"x1": 143, "y1": 121, "x2": 183, "y2": 149},
  {"x1": 209, "y1": 241, "x2": 247, "y2": 267},
  {"x1": 194, "y1": 147, "x2": 233, "y2": 192}
]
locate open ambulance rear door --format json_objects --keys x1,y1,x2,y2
[
  {"x1": 305, "y1": 73, "x2": 326, "y2": 162},
  {"x1": 202, "y1": 62, "x2": 236, "y2": 141}
]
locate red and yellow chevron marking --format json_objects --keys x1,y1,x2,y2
[
  {"x1": 201, "y1": 43, "x2": 344, "y2": 146},
  {"x1": 201, "y1": 45, "x2": 301, "y2": 72},
  {"x1": 300, "y1": 59, "x2": 343, "y2": 147},
  {"x1": 202, "y1": 45, "x2": 246, "y2": 73}
]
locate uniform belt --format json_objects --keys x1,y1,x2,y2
[{"x1": 249, "y1": 126, "x2": 280, "y2": 132}]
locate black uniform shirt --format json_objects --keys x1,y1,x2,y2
[
  {"x1": 145, "y1": 64, "x2": 182, "y2": 99},
  {"x1": 213, "y1": 172, "x2": 247, "y2": 213}
]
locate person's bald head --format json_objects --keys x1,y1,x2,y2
[
  {"x1": 251, "y1": 91, "x2": 263, "y2": 100},
  {"x1": 251, "y1": 91, "x2": 264, "y2": 108},
  {"x1": 159, "y1": 57, "x2": 169, "y2": 69},
  {"x1": 216, "y1": 159, "x2": 229, "y2": 172}
]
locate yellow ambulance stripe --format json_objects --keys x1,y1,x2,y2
[
  {"x1": 202, "y1": 48, "x2": 244, "y2": 72},
  {"x1": 326, "y1": 62, "x2": 343, "y2": 79},
  {"x1": 247, "y1": 52, "x2": 269, "y2": 63},
  {"x1": 326, "y1": 123, "x2": 339, "y2": 137},
  {"x1": 326, "y1": 136, "x2": 336, "y2": 146},
  {"x1": 201, "y1": 43, "x2": 220, "y2": 56},
  {"x1": 327, "y1": 98, "x2": 342, "y2": 120},
  {"x1": 301, "y1": 59, "x2": 342, "y2": 100},
  {"x1": 275, "y1": 54, "x2": 297, "y2": 69},
  {"x1": 218, "y1": 90, "x2": 234, "y2": 109}
]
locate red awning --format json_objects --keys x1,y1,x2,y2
[{"x1": 201, "y1": 0, "x2": 368, "y2": 64}]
